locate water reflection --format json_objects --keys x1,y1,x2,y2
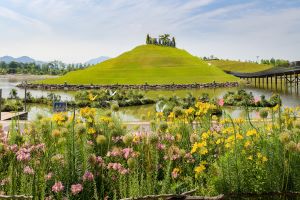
[{"x1": 1, "y1": 75, "x2": 300, "y2": 121}]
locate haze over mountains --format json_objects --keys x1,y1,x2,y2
[
  {"x1": 0, "y1": 55, "x2": 110, "y2": 65},
  {"x1": 85, "y1": 56, "x2": 110, "y2": 65}
]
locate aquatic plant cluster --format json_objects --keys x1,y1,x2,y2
[{"x1": 0, "y1": 97, "x2": 300, "y2": 200}]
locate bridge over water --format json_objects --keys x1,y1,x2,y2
[{"x1": 227, "y1": 62, "x2": 300, "y2": 91}]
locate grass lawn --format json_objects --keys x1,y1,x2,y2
[
  {"x1": 207, "y1": 59, "x2": 273, "y2": 73},
  {"x1": 40, "y1": 45, "x2": 238, "y2": 85}
]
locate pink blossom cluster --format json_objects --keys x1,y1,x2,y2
[
  {"x1": 107, "y1": 163, "x2": 129, "y2": 175},
  {"x1": 23, "y1": 166, "x2": 34, "y2": 175},
  {"x1": 82, "y1": 171, "x2": 94, "y2": 182},
  {"x1": 107, "y1": 148, "x2": 138, "y2": 159},
  {"x1": 33, "y1": 143, "x2": 46, "y2": 152},
  {"x1": 184, "y1": 153, "x2": 195, "y2": 163},
  {"x1": 107, "y1": 148, "x2": 122, "y2": 157},
  {"x1": 87, "y1": 140, "x2": 94, "y2": 146},
  {"x1": 96, "y1": 156, "x2": 106, "y2": 168},
  {"x1": 156, "y1": 143, "x2": 165, "y2": 150},
  {"x1": 52, "y1": 181, "x2": 64, "y2": 193},
  {"x1": 164, "y1": 134, "x2": 175, "y2": 142},
  {"x1": 122, "y1": 148, "x2": 138, "y2": 159},
  {"x1": 45, "y1": 172, "x2": 53, "y2": 181},
  {"x1": 8, "y1": 144, "x2": 18, "y2": 153},
  {"x1": 16, "y1": 147, "x2": 31, "y2": 162},
  {"x1": 71, "y1": 184, "x2": 83, "y2": 195},
  {"x1": 218, "y1": 98, "x2": 224, "y2": 106},
  {"x1": 210, "y1": 123, "x2": 222, "y2": 133},
  {"x1": 171, "y1": 170, "x2": 179, "y2": 179}
]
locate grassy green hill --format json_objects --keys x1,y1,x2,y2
[
  {"x1": 206, "y1": 60, "x2": 273, "y2": 73},
  {"x1": 42, "y1": 45, "x2": 238, "y2": 85}
]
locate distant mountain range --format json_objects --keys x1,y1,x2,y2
[
  {"x1": 0, "y1": 56, "x2": 37, "y2": 64},
  {"x1": 85, "y1": 56, "x2": 110, "y2": 65},
  {"x1": 0, "y1": 55, "x2": 110, "y2": 65}
]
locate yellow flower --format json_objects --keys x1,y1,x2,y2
[
  {"x1": 201, "y1": 132, "x2": 209, "y2": 140},
  {"x1": 194, "y1": 161, "x2": 207, "y2": 176},
  {"x1": 191, "y1": 143, "x2": 198, "y2": 154},
  {"x1": 236, "y1": 133, "x2": 243, "y2": 140},
  {"x1": 199, "y1": 147, "x2": 208, "y2": 155},
  {"x1": 87, "y1": 128, "x2": 96, "y2": 134},
  {"x1": 168, "y1": 112, "x2": 175, "y2": 120},
  {"x1": 52, "y1": 113, "x2": 68, "y2": 125},
  {"x1": 246, "y1": 129, "x2": 258, "y2": 137},
  {"x1": 262, "y1": 156, "x2": 268, "y2": 162},
  {"x1": 244, "y1": 140, "x2": 251, "y2": 148},
  {"x1": 156, "y1": 112, "x2": 163, "y2": 118},
  {"x1": 247, "y1": 155, "x2": 253, "y2": 160},
  {"x1": 185, "y1": 107, "x2": 195, "y2": 116},
  {"x1": 99, "y1": 116, "x2": 112, "y2": 124},
  {"x1": 216, "y1": 138, "x2": 223, "y2": 145}
]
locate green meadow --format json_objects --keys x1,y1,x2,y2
[
  {"x1": 207, "y1": 59, "x2": 272, "y2": 73},
  {"x1": 41, "y1": 45, "x2": 238, "y2": 85}
]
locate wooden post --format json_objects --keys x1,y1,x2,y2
[
  {"x1": 270, "y1": 76, "x2": 273, "y2": 90},
  {"x1": 255, "y1": 77, "x2": 257, "y2": 87},
  {"x1": 275, "y1": 75, "x2": 277, "y2": 91},
  {"x1": 266, "y1": 76, "x2": 269, "y2": 89},
  {"x1": 280, "y1": 75, "x2": 283, "y2": 91},
  {"x1": 258, "y1": 77, "x2": 261, "y2": 88}
]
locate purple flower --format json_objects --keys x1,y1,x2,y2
[
  {"x1": 52, "y1": 181, "x2": 64, "y2": 193},
  {"x1": 71, "y1": 184, "x2": 83, "y2": 195},
  {"x1": 82, "y1": 171, "x2": 94, "y2": 182}
]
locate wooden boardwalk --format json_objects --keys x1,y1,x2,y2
[
  {"x1": 0, "y1": 112, "x2": 28, "y2": 121},
  {"x1": 227, "y1": 63, "x2": 300, "y2": 91}
]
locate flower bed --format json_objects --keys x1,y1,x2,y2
[{"x1": 0, "y1": 100, "x2": 299, "y2": 199}]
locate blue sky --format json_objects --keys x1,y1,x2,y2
[{"x1": 0, "y1": 0, "x2": 300, "y2": 63}]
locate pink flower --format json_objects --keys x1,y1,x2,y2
[
  {"x1": 23, "y1": 166, "x2": 34, "y2": 175},
  {"x1": 171, "y1": 170, "x2": 179, "y2": 179},
  {"x1": 16, "y1": 148, "x2": 31, "y2": 162},
  {"x1": 8, "y1": 144, "x2": 18, "y2": 153},
  {"x1": 0, "y1": 178, "x2": 9, "y2": 186},
  {"x1": 96, "y1": 156, "x2": 106, "y2": 167},
  {"x1": 52, "y1": 181, "x2": 64, "y2": 193},
  {"x1": 82, "y1": 171, "x2": 94, "y2": 182},
  {"x1": 71, "y1": 184, "x2": 83, "y2": 195},
  {"x1": 218, "y1": 98, "x2": 224, "y2": 106},
  {"x1": 122, "y1": 148, "x2": 133, "y2": 159},
  {"x1": 45, "y1": 172, "x2": 53, "y2": 181},
  {"x1": 254, "y1": 97, "x2": 260, "y2": 103},
  {"x1": 156, "y1": 143, "x2": 165, "y2": 150}
]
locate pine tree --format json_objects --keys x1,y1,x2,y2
[
  {"x1": 146, "y1": 34, "x2": 150, "y2": 44},
  {"x1": 172, "y1": 37, "x2": 176, "y2": 47}
]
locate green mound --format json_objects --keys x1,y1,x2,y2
[
  {"x1": 42, "y1": 45, "x2": 238, "y2": 85},
  {"x1": 207, "y1": 60, "x2": 273, "y2": 73}
]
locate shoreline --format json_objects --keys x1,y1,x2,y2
[{"x1": 17, "y1": 81, "x2": 239, "y2": 91}]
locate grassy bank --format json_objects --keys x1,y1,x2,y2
[{"x1": 207, "y1": 60, "x2": 272, "y2": 73}]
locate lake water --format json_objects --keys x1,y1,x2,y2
[{"x1": 1, "y1": 75, "x2": 300, "y2": 121}]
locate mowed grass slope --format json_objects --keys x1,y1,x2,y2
[
  {"x1": 42, "y1": 45, "x2": 238, "y2": 85},
  {"x1": 207, "y1": 60, "x2": 273, "y2": 73}
]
